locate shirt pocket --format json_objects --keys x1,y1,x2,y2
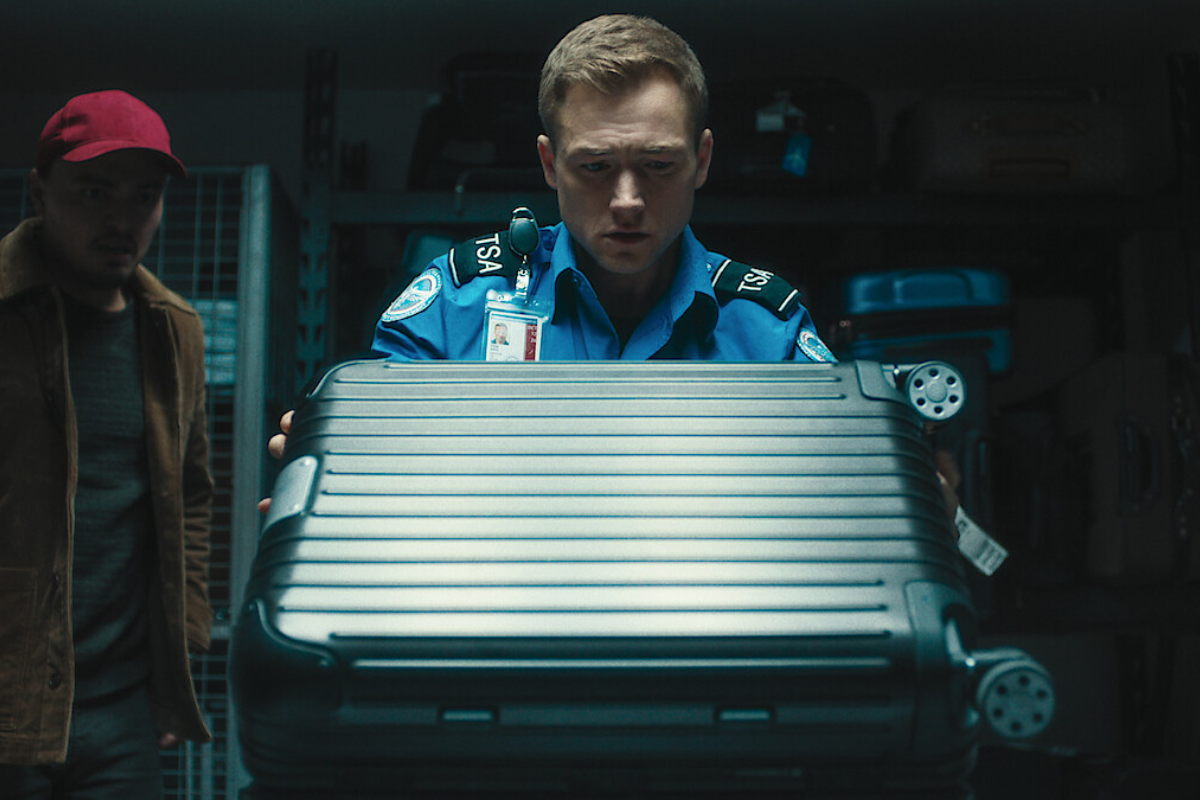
[{"x1": 0, "y1": 569, "x2": 37, "y2": 731}]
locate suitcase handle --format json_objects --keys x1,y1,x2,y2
[{"x1": 1117, "y1": 413, "x2": 1159, "y2": 514}]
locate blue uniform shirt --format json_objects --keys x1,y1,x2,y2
[{"x1": 372, "y1": 223, "x2": 836, "y2": 362}]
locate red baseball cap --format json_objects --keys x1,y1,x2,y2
[{"x1": 36, "y1": 90, "x2": 186, "y2": 178}]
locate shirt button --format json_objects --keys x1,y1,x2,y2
[{"x1": 48, "y1": 672, "x2": 63, "y2": 689}]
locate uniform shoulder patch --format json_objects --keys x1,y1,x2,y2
[
  {"x1": 381, "y1": 267, "x2": 442, "y2": 323},
  {"x1": 448, "y1": 230, "x2": 522, "y2": 287},
  {"x1": 711, "y1": 259, "x2": 802, "y2": 320},
  {"x1": 797, "y1": 328, "x2": 837, "y2": 363}
]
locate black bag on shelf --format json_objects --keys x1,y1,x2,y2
[
  {"x1": 706, "y1": 77, "x2": 878, "y2": 195},
  {"x1": 406, "y1": 52, "x2": 547, "y2": 193}
]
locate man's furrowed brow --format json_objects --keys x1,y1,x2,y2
[
  {"x1": 568, "y1": 146, "x2": 613, "y2": 157},
  {"x1": 71, "y1": 173, "x2": 166, "y2": 191}
]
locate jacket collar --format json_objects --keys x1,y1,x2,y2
[
  {"x1": 0, "y1": 218, "x2": 51, "y2": 301},
  {"x1": 0, "y1": 216, "x2": 193, "y2": 314}
]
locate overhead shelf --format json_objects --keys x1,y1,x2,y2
[{"x1": 331, "y1": 189, "x2": 1197, "y2": 230}]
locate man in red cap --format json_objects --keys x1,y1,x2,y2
[{"x1": 0, "y1": 90, "x2": 213, "y2": 797}]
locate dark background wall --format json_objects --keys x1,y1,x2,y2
[{"x1": 3, "y1": 0, "x2": 1197, "y2": 204}]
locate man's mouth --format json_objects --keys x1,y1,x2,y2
[
  {"x1": 95, "y1": 241, "x2": 136, "y2": 258},
  {"x1": 605, "y1": 231, "x2": 649, "y2": 245}
]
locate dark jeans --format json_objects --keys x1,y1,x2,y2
[{"x1": 0, "y1": 682, "x2": 163, "y2": 799}]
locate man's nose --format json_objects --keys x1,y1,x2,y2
[
  {"x1": 610, "y1": 170, "x2": 645, "y2": 214},
  {"x1": 104, "y1": 196, "x2": 144, "y2": 232}
]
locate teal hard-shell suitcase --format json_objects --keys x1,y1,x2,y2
[{"x1": 232, "y1": 359, "x2": 1050, "y2": 797}]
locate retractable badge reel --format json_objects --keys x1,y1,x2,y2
[{"x1": 483, "y1": 207, "x2": 549, "y2": 361}]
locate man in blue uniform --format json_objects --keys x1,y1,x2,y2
[
  {"x1": 265, "y1": 14, "x2": 962, "y2": 518},
  {"x1": 263, "y1": 12, "x2": 837, "y2": 491},
  {"x1": 372, "y1": 13, "x2": 836, "y2": 364}
]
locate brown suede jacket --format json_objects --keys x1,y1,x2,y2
[{"x1": 0, "y1": 218, "x2": 214, "y2": 764}]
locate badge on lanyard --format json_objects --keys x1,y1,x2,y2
[
  {"x1": 482, "y1": 207, "x2": 548, "y2": 361},
  {"x1": 484, "y1": 298, "x2": 546, "y2": 361}
]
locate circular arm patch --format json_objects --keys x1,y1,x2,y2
[{"x1": 381, "y1": 268, "x2": 442, "y2": 322}]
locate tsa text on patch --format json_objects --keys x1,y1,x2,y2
[
  {"x1": 474, "y1": 233, "x2": 505, "y2": 275},
  {"x1": 738, "y1": 267, "x2": 775, "y2": 293}
]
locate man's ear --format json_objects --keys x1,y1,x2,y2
[
  {"x1": 694, "y1": 128, "x2": 714, "y2": 190},
  {"x1": 29, "y1": 168, "x2": 45, "y2": 216},
  {"x1": 536, "y1": 135, "x2": 558, "y2": 190}
]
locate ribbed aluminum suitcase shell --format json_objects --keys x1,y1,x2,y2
[{"x1": 232, "y1": 360, "x2": 979, "y2": 797}]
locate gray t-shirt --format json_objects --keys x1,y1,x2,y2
[{"x1": 62, "y1": 292, "x2": 152, "y2": 702}]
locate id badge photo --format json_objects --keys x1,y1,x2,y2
[{"x1": 483, "y1": 293, "x2": 547, "y2": 362}]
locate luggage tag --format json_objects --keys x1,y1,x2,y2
[
  {"x1": 956, "y1": 506, "x2": 1009, "y2": 576},
  {"x1": 483, "y1": 207, "x2": 548, "y2": 362},
  {"x1": 899, "y1": 361, "x2": 1008, "y2": 575}
]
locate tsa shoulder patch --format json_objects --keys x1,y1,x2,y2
[
  {"x1": 711, "y1": 259, "x2": 801, "y2": 320},
  {"x1": 381, "y1": 267, "x2": 442, "y2": 323},
  {"x1": 448, "y1": 230, "x2": 521, "y2": 287},
  {"x1": 797, "y1": 329, "x2": 837, "y2": 363}
]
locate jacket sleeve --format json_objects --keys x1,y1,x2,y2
[{"x1": 180, "y1": 312, "x2": 215, "y2": 653}]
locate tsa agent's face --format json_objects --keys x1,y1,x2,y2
[
  {"x1": 537, "y1": 72, "x2": 713, "y2": 279},
  {"x1": 31, "y1": 150, "x2": 168, "y2": 306}
]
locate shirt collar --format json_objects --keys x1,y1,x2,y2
[
  {"x1": 545, "y1": 223, "x2": 719, "y2": 337},
  {"x1": 671, "y1": 225, "x2": 720, "y2": 338}
]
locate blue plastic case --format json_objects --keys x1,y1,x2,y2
[{"x1": 838, "y1": 268, "x2": 1012, "y2": 375}]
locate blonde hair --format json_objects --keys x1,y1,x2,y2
[{"x1": 538, "y1": 15, "x2": 708, "y2": 147}]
